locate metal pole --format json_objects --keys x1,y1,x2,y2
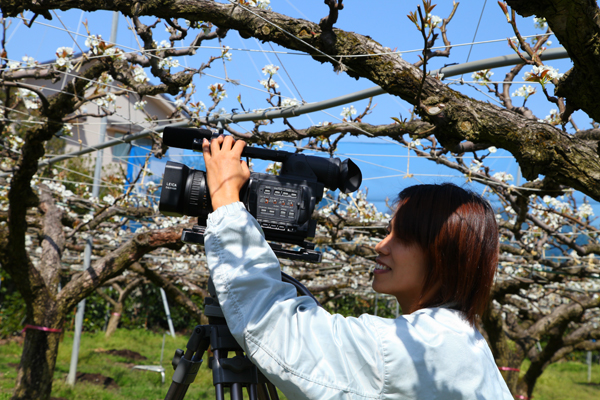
[
  {"x1": 203, "y1": 47, "x2": 568, "y2": 125},
  {"x1": 160, "y1": 288, "x2": 176, "y2": 338},
  {"x1": 66, "y1": 12, "x2": 119, "y2": 386},
  {"x1": 588, "y1": 350, "x2": 592, "y2": 383},
  {"x1": 0, "y1": 48, "x2": 570, "y2": 180},
  {"x1": 65, "y1": 238, "x2": 91, "y2": 385}
]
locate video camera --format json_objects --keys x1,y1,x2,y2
[{"x1": 158, "y1": 126, "x2": 362, "y2": 262}]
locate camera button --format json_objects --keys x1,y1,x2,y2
[
  {"x1": 264, "y1": 188, "x2": 271, "y2": 194},
  {"x1": 264, "y1": 198, "x2": 269, "y2": 204},
  {"x1": 274, "y1": 190, "x2": 282, "y2": 195},
  {"x1": 289, "y1": 211, "x2": 295, "y2": 218},
  {"x1": 280, "y1": 211, "x2": 287, "y2": 217}
]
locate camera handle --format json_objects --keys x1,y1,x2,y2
[
  {"x1": 165, "y1": 274, "x2": 320, "y2": 400},
  {"x1": 181, "y1": 225, "x2": 322, "y2": 263}
]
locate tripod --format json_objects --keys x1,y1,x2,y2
[{"x1": 164, "y1": 273, "x2": 319, "y2": 400}]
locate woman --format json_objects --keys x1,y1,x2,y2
[{"x1": 201, "y1": 135, "x2": 513, "y2": 399}]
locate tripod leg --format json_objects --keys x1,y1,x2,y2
[
  {"x1": 215, "y1": 384, "x2": 225, "y2": 400},
  {"x1": 164, "y1": 382, "x2": 190, "y2": 400},
  {"x1": 231, "y1": 383, "x2": 243, "y2": 400},
  {"x1": 266, "y1": 382, "x2": 279, "y2": 400},
  {"x1": 257, "y1": 383, "x2": 270, "y2": 400},
  {"x1": 248, "y1": 384, "x2": 258, "y2": 400}
]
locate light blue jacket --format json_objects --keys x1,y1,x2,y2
[{"x1": 205, "y1": 202, "x2": 513, "y2": 400}]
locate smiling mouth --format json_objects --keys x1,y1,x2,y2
[{"x1": 374, "y1": 262, "x2": 392, "y2": 271}]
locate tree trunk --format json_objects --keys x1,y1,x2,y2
[
  {"x1": 12, "y1": 303, "x2": 64, "y2": 400},
  {"x1": 104, "y1": 305, "x2": 123, "y2": 338},
  {"x1": 480, "y1": 302, "x2": 525, "y2": 395}
]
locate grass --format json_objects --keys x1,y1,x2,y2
[
  {"x1": 519, "y1": 358, "x2": 600, "y2": 400},
  {"x1": 0, "y1": 329, "x2": 216, "y2": 400},
  {"x1": 0, "y1": 329, "x2": 599, "y2": 399}
]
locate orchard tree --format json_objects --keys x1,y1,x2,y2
[{"x1": 1, "y1": 1, "x2": 600, "y2": 400}]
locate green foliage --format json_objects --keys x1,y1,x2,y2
[
  {"x1": 0, "y1": 269, "x2": 203, "y2": 337},
  {"x1": 117, "y1": 283, "x2": 203, "y2": 333},
  {"x1": 519, "y1": 358, "x2": 600, "y2": 400},
  {"x1": 0, "y1": 270, "x2": 26, "y2": 339},
  {"x1": 322, "y1": 293, "x2": 400, "y2": 319},
  {"x1": 0, "y1": 329, "x2": 216, "y2": 400}
]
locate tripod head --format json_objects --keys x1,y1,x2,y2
[{"x1": 165, "y1": 274, "x2": 319, "y2": 400}]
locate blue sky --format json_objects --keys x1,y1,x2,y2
[{"x1": 6, "y1": 1, "x2": 595, "y2": 215}]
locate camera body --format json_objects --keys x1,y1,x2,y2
[{"x1": 158, "y1": 127, "x2": 362, "y2": 262}]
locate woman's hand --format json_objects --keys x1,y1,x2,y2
[{"x1": 202, "y1": 135, "x2": 251, "y2": 211}]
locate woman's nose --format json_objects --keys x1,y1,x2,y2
[{"x1": 375, "y1": 234, "x2": 390, "y2": 255}]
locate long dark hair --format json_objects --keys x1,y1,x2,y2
[{"x1": 392, "y1": 183, "x2": 499, "y2": 325}]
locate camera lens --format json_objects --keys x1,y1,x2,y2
[
  {"x1": 159, "y1": 161, "x2": 212, "y2": 218},
  {"x1": 182, "y1": 170, "x2": 212, "y2": 217}
]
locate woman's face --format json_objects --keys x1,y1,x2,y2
[{"x1": 372, "y1": 214, "x2": 429, "y2": 314}]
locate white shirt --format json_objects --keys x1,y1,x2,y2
[{"x1": 205, "y1": 202, "x2": 513, "y2": 400}]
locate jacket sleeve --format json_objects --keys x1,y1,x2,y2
[{"x1": 204, "y1": 202, "x2": 385, "y2": 400}]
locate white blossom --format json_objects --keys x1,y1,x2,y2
[
  {"x1": 533, "y1": 17, "x2": 548, "y2": 30},
  {"x1": 428, "y1": 14, "x2": 443, "y2": 28},
  {"x1": 59, "y1": 123, "x2": 73, "y2": 137},
  {"x1": 471, "y1": 69, "x2": 493, "y2": 85},
  {"x1": 246, "y1": 0, "x2": 271, "y2": 10},
  {"x1": 221, "y1": 46, "x2": 232, "y2": 61},
  {"x1": 576, "y1": 203, "x2": 594, "y2": 219},
  {"x1": 22, "y1": 56, "x2": 37, "y2": 68},
  {"x1": 158, "y1": 56, "x2": 180, "y2": 70},
  {"x1": 105, "y1": 47, "x2": 124, "y2": 60},
  {"x1": 208, "y1": 83, "x2": 227, "y2": 102},
  {"x1": 408, "y1": 139, "x2": 421, "y2": 148},
  {"x1": 341, "y1": 105, "x2": 357, "y2": 119},
  {"x1": 85, "y1": 35, "x2": 101, "y2": 48},
  {"x1": 524, "y1": 65, "x2": 563, "y2": 84},
  {"x1": 190, "y1": 101, "x2": 207, "y2": 116},
  {"x1": 157, "y1": 40, "x2": 171, "y2": 49},
  {"x1": 281, "y1": 98, "x2": 300, "y2": 107},
  {"x1": 133, "y1": 66, "x2": 150, "y2": 84},
  {"x1": 17, "y1": 88, "x2": 40, "y2": 110},
  {"x1": 7, "y1": 60, "x2": 20, "y2": 70},
  {"x1": 512, "y1": 85, "x2": 536, "y2": 98},
  {"x1": 262, "y1": 64, "x2": 279, "y2": 77},
  {"x1": 493, "y1": 172, "x2": 514, "y2": 183},
  {"x1": 103, "y1": 194, "x2": 115, "y2": 204},
  {"x1": 94, "y1": 92, "x2": 116, "y2": 108},
  {"x1": 259, "y1": 79, "x2": 279, "y2": 90},
  {"x1": 468, "y1": 159, "x2": 483, "y2": 173},
  {"x1": 134, "y1": 100, "x2": 147, "y2": 110},
  {"x1": 539, "y1": 108, "x2": 561, "y2": 125}
]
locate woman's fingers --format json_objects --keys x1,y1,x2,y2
[
  {"x1": 210, "y1": 134, "x2": 225, "y2": 154},
  {"x1": 202, "y1": 135, "x2": 250, "y2": 210},
  {"x1": 202, "y1": 138, "x2": 212, "y2": 162},
  {"x1": 232, "y1": 137, "x2": 246, "y2": 157}
]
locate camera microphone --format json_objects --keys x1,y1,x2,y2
[{"x1": 162, "y1": 127, "x2": 215, "y2": 151}]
